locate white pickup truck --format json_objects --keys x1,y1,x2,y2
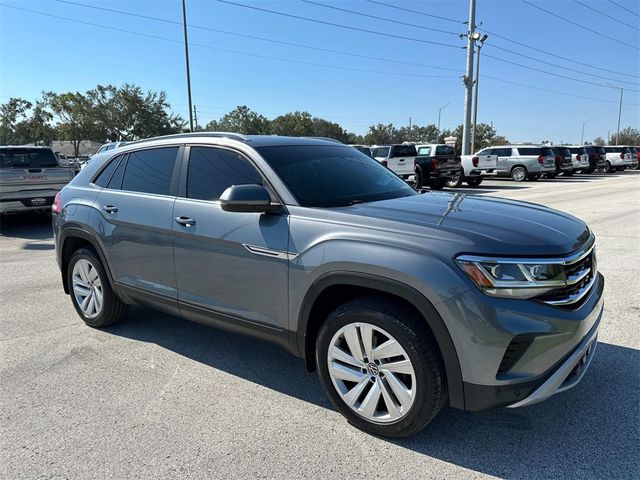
[
  {"x1": 370, "y1": 144, "x2": 417, "y2": 179},
  {"x1": 459, "y1": 147, "x2": 499, "y2": 186}
]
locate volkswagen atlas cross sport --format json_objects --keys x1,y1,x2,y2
[{"x1": 53, "y1": 133, "x2": 604, "y2": 438}]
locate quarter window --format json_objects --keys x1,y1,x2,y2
[
  {"x1": 93, "y1": 155, "x2": 123, "y2": 188},
  {"x1": 186, "y1": 147, "x2": 263, "y2": 201},
  {"x1": 121, "y1": 147, "x2": 178, "y2": 195}
]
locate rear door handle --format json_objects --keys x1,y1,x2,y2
[
  {"x1": 175, "y1": 216, "x2": 196, "y2": 227},
  {"x1": 103, "y1": 205, "x2": 118, "y2": 213}
]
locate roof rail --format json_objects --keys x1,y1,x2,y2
[
  {"x1": 304, "y1": 136, "x2": 344, "y2": 144},
  {"x1": 125, "y1": 131, "x2": 251, "y2": 146}
]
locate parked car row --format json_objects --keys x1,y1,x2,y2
[{"x1": 354, "y1": 143, "x2": 639, "y2": 188}]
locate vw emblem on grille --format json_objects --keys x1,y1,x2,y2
[{"x1": 366, "y1": 362, "x2": 379, "y2": 376}]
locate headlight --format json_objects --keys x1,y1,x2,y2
[{"x1": 455, "y1": 255, "x2": 567, "y2": 299}]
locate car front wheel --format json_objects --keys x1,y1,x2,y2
[
  {"x1": 466, "y1": 177, "x2": 483, "y2": 187},
  {"x1": 68, "y1": 248, "x2": 128, "y2": 328},
  {"x1": 316, "y1": 297, "x2": 445, "y2": 438}
]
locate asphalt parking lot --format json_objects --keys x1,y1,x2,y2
[{"x1": 1, "y1": 171, "x2": 639, "y2": 480}]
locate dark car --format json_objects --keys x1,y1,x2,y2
[
  {"x1": 549, "y1": 146, "x2": 574, "y2": 177},
  {"x1": 583, "y1": 145, "x2": 607, "y2": 173}
]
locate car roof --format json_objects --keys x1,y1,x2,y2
[
  {"x1": 0, "y1": 145, "x2": 54, "y2": 150},
  {"x1": 123, "y1": 132, "x2": 345, "y2": 148}
]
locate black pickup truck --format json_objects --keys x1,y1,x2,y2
[{"x1": 414, "y1": 144, "x2": 462, "y2": 190}]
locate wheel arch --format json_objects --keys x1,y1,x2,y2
[
  {"x1": 59, "y1": 228, "x2": 114, "y2": 295},
  {"x1": 296, "y1": 272, "x2": 465, "y2": 409}
]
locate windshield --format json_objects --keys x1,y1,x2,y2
[
  {"x1": 256, "y1": 145, "x2": 417, "y2": 208},
  {"x1": 0, "y1": 148, "x2": 59, "y2": 168}
]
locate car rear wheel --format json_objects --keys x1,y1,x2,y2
[
  {"x1": 604, "y1": 161, "x2": 614, "y2": 173},
  {"x1": 564, "y1": 170, "x2": 574, "y2": 176},
  {"x1": 316, "y1": 297, "x2": 445, "y2": 438},
  {"x1": 466, "y1": 177, "x2": 483, "y2": 187},
  {"x1": 511, "y1": 166, "x2": 527, "y2": 182},
  {"x1": 414, "y1": 170, "x2": 424, "y2": 190},
  {"x1": 446, "y1": 176, "x2": 462, "y2": 188},
  {"x1": 546, "y1": 173, "x2": 556, "y2": 179},
  {"x1": 68, "y1": 248, "x2": 128, "y2": 328}
]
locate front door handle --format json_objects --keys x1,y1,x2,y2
[
  {"x1": 103, "y1": 205, "x2": 118, "y2": 213},
  {"x1": 175, "y1": 216, "x2": 196, "y2": 227}
]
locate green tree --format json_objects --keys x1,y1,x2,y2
[
  {"x1": 15, "y1": 102, "x2": 55, "y2": 145},
  {"x1": 271, "y1": 111, "x2": 314, "y2": 136},
  {"x1": 592, "y1": 137, "x2": 605, "y2": 146},
  {"x1": 609, "y1": 127, "x2": 640, "y2": 146},
  {"x1": 205, "y1": 105, "x2": 270, "y2": 134},
  {"x1": 311, "y1": 117, "x2": 350, "y2": 142},
  {"x1": 87, "y1": 84, "x2": 183, "y2": 142},
  {"x1": 43, "y1": 91, "x2": 96, "y2": 157},
  {"x1": 364, "y1": 123, "x2": 401, "y2": 145},
  {"x1": 0, "y1": 98, "x2": 32, "y2": 144}
]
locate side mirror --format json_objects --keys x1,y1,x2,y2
[{"x1": 220, "y1": 184, "x2": 274, "y2": 213}]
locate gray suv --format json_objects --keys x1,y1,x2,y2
[{"x1": 53, "y1": 133, "x2": 604, "y2": 437}]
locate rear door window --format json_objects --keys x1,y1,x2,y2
[
  {"x1": 494, "y1": 148, "x2": 512, "y2": 156},
  {"x1": 392, "y1": 145, "x2": 417, "y2": 157},
  {"x1": 121, "y1": 147, "x2": 179, "y2": 195},
  {"x1": 0, "y1": 148, "x2": 59, "y2": 168},
  {"x1": 435, "y1": 145, "x2": 455, "y2": 156}
]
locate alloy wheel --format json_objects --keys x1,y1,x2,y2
[
  {"x1": 72, "y1": 259, "x2": 103, "y2": 319},
  {"x1": 327, "y1": 322, "x2": 416, "y2": 423}
]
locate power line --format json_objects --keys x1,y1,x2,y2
[
  {"x1": 573, "y1": 0, "x2": 638, "y2": 30},
  {"x1": 299, "y1": 0, "x2": 459, "y2": 36},
  {"x1": 483, "y1": 75, "x2": 638, "y2": 106},
  {"x1": 363, "y1": 0, "x2": 464, "y2": 24},
  {"x1": 55, "y1": 0, "x2": 461, "y2": 73},
  {"x1": 481, "y1": 28, "x2": 639, "y2": 79},
  {"x1": 520, "y1": 0, "x2": 639, "y2": 50},
  {"x1": 608, "y1": 0, "x2": 640, "y2": 18},
  {"x1": 0, "y1": 3, "x2": 460, "y2": 81},
  {"x1": 483, "y1": 52, "x2": 640, "y2": 91},
  {"x1": 486, "y1": 43, "x2": 640, "y2": 86},
  {"x1": 212, "y1": 0, "x2": 461, "y2": 49}
]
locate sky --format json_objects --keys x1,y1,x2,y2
[{"x1": 0, "y1": 0, "x2": 639, "y2": 144}]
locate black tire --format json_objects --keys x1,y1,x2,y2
[
  {"x1": 428, "y1": 179, "x2": 445, "y2": 190},
  {"x1": 604, "y1": 161, "x2": 614, "y2": 173},
  {"x1": 67, "y1": 248, "x2": 128, "y2": 328},
  {"x1": 466, "y1": 177, "x2": 483, "y2": 187},
  {"x1": 316, "y1": 296, "x2": 445, "y2": 438},
  {"x1": 528, "y1": 174, "x2": 540, "y2": 181},
  {"x1": 564, "y1": 170, "x2": 574, "y2": 176},
  {"x1": 510, "y1": 166, "x2": 527, "y2": 182},
  {"x1": 445, "y1": 176, "x2": 462, "y2": 188},
  {"x1": 414, "y1": 169, "x2": 424, "y2": 190},
  {"x1": 546, "y1": 173, "x2": 556, "y2": 179}
]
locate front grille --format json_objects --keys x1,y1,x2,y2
[{"x1": 536, "y1": 244, "x2": 596, "y2": 309}]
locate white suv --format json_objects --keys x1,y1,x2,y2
[
  {"x1": 602, "y1": 146, "x2": 634, "y2": 172},
  {"x1": 489, "y1": 145, "x2": 556, "y2": 182},
  {"x1": 566, "y1": 146, "x2": 590, "y2": 172}
]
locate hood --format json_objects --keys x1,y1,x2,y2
[{"x1": 336, "y1": 192, "x2": 591, "y2": 256}]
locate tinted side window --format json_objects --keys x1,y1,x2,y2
[
  {"x1": 121, "y1": 147, "x2": 178, "y2": 195},
  {"x1": 494, "y1": 148, "x2": 512, "y2": 156},
  {"x1": 374, "y1": 147, "x2": 390, "y2": 158},
  {"x1": 517, "y1": 147, "x2": 541, "y2": 156},
  {"x1": 435, "y1": 145, "x2": 455, "y2": 156},
  {"x1": 187, "y1": 147, "x2": 263, "y2": 201},
  {"x1": 392, "y1": 145, "x2": 417, "y2": 157},
  {"x1": 93, "y1": 155, "x2": 123, "y2": 187}
]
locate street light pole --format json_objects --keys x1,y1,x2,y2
[
  {"x1": 437, "y1": 101, "x2": 451, "y2": 131},
  {"x1": 471, "y1": 34, "x2": 488, "y2": 154},
  {"x1": 461, "y1": 0, "x2": 476, "y2": 156},
  {"x1": 181, "y1": 0, "x2": 194, "y2": 132},
  {"x1": 581, "y1": 118, "x2": 592, "y2": 144},
  {"x1": 615, "y1": 88, "x2": 623, "y2": 145}
]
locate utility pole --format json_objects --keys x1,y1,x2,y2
[
  {"x1": 471, "y1": 33, "x2": 488, "y2": 154},
  {"x1": 409, "y1": 116, "x2": 412, "y2": 130},
  {"x1": 181, "y1": 0, "x2": 194, "y2": 132},
  {"x1": 615, "y1": 88, "x2": 623, "y2": 145},
  {"x1": 581, "y1": 118, "x2": 592, "y2": 145},
  {"x1": 461, "y1": 0, "x2": 476, "y2": 156},
  {"x1": 193, "y1": 104, "x2": 199, "y2": 131}
]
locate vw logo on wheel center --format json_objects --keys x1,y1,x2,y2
[{"x1": 366, "y1": 362, "x2": 379, "y2": 376}]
